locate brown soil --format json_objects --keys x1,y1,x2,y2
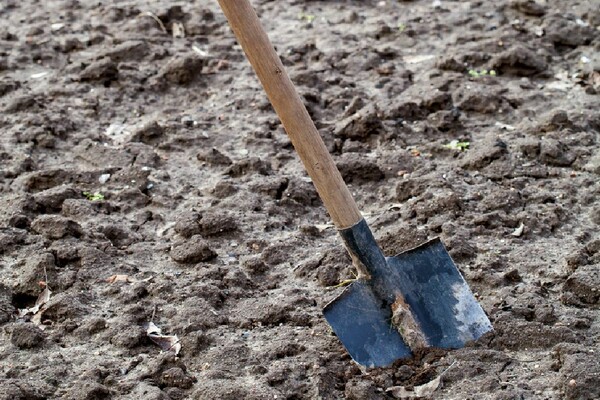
[{"x1": 1, "y1": 1, "x2": 599, "y2": 399}]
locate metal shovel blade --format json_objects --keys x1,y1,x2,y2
[{"x1": 323, "y1": 221, "x2": 492, "y2": 367}]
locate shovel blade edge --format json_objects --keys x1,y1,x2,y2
[{"x1": 323, "y1": 281, "x2": 411, "y2": 367}]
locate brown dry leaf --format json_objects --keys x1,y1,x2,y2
[
  {"x1": 145, "y1": 322, "x2": 181, "y2": 355},
  {"x1": 18, "y1": 287, "x2": 52, "y2": 329},
  {"x1": 106, "y1": 274, "x2": 131, "y2": 284},
  {"x1": 18, "y1": 287, "x2": 51, "y2": 317}
]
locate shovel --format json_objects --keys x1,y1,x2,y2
[{"x1": 217, "y1": 0, "x2": 492, "y2": 367}]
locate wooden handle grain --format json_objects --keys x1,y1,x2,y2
[{"x1": 217, "y1": 0, "x2": 362, "y2": 229}]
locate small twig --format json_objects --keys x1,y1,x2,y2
[
  {"x1": 43, "y1": 265, "x2": 50, "y2": 290},
  {"x1": 151, "y1": 305, "x2": 157, "y2": 323},
  {"x1": 140, "y1": 11, "x2": 167, "y2": 34}
]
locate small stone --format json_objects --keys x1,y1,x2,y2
[
  {"x1": 99, "y1": 173, "x2": 111, "y2": 184},
  {"x1": 170, "y1": 235, "x2": 217, "y2": 263}
]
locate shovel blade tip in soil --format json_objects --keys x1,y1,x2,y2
[{"x1": 324, "y1": 233, "x2": 492, "y2": 367}]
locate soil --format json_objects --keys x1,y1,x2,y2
[{"x1": 1, "y1": 0, "x2": 599, "y2": 399}]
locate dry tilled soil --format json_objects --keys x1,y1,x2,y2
[{"x1": 0, "y1": 0, "x2": 599, "y2": 399}]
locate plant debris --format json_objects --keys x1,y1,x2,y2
[
  {"x1": 511, "y1": 222, "x2": 525, "y2": 237},
  {"x1": 18, "y1": 287, "x2": 52, "y2": 329},
  {"x1": 145, "y1": 321, "x2": 181, "y2": 355},
  {"x1": 386, "y1": 361, "x2": 456, "y2": 399},
  {"x1": 172, "y1": 22, "x2": 185, "y2": 38},
  {"x1": 444, "y1": 140, "x2": 470, "y2": 151},
  {"x1": 298, "y1": 13, "x2": 315, "y2": 23},
  {"x1": 83, "y1": 191, "x2": 105, "y2": 201},
  {"x1": 468, "y1": 69, "x2": 497, "y2": 77}
]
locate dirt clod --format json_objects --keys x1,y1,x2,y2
[
  {"x1": 78, "y1": 57, "x2": 118, "y2": 82},
  {"x1": 170, "y1": 235, "x2": 217, "y2": 263},
  {"x1": 1, "y1": 1, "x2": 599, "y2": 398},
  {"x1": 490, "y1": 45, "x2": 547, "y2": 76},
  {"x1": 157, "y1": 56, "x2": 205, "y2": 85},
  {"x1": 562, "y1": 265, "x2": 600, "y2": 305},
  {"x1": 11, "y1": 322, "x2": 45, "y2": 349},
  {"x1": 31, "y1": 215, "x2": 83, "y2": 239}
]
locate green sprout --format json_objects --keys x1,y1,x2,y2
[
  {"x1": 298, "y1": 13, "x2": 315, "y2": 23},
  {"x1": 444, "y1": 140, "x2": 470, "y2": 151},
  {"x1": 468, "y1": 69, "x2": 497, "y2": 78},
  {"x1": 398, "y1": 23, "x2": 406, "y2": 32},
  {"x1": 83, "y1": 191, "x2": 105, "y2": 201}
]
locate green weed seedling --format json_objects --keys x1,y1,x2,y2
[
  {"x1": 298, "y1": 13, "x2": 315, "y2": 23},
  {"x1": 468, "y1": 69, "x2": 497, "y2": 78},
  {"x1": 444, "y1": 140, "x2": 470, "y2": 151},
  {"x1": 83, "y1": 191, "x2": 105, "y2": 201}
]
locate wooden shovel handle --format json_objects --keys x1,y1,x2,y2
[{"x1": 217, "y1": 0, "x2": 362, "y2": 229}]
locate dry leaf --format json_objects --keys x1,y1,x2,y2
[
  {"x1": 314, "y1": 224, "x2": 332, "y2": 232},
  {"x1": 387, "y1": 376, "x2": 441, "y2": 399},
  {"x1": 106, "y1": 274, "x2": 132, "y2": 284},
  {"x1": 18, "y1": 288, "x2": 52, "y2": 329},
  {"x1": 511, "y1": 222, "x2": 525, "y2": 237},
  {"x1": 18, "y1": 287, "x2": 51, "y2": 317},
  {"x1": 145, "y1": 322, "x2": 181, "y2": 355},
  {"x1": 386, "y1": 362, "x2": 456, "y2": 399}
]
